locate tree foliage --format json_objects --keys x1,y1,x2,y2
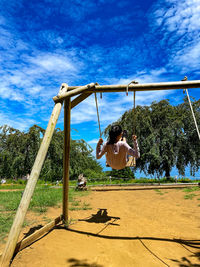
[
  {"x1": 108, "y1": 167, "x2": 135, "y2": 180},
  {"x1": 105, "y1": 98, "x2": 200, "y2": 178},
  {"x1": 0, "y1": 125, "x2": 103, "y2": 181}
]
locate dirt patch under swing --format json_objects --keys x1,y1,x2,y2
[{"x1": 6, "y1": 187, "x2": 200, "y2": 266}]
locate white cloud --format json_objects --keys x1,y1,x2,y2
[
  {"x1": 0, "y1": 111, "x2": 35, "y2": 131},
  {"x1": 0, "y1": 82, "x2": 24, "y2": 101},
  {"x1": 119, "y1": 90, "x2": 174, "y2": 106},
  {"x1": 148, "y1": 0, "x2": 200, "y2": 74},
  {"x1": 37, "y1": 30, "x2": 64, "y2": 47},
  {"x1": 105, "y1": 68, "x2": 170, "y2": 88},
  {"x1": 0, "y1": 25, "x2": 82, "y2": 131},
  {"x1": 169, "y1": 42, "x2": 200, "y2": 71},
  {"x1": 71, "y1": 92, "x2": 127, "y2": 127},
  {"x1": 153, "y1": 0, "x2": 200, "y2": 34},
  {"x1": 28, "y1": 53, "x2": 77, "y2": 73}
]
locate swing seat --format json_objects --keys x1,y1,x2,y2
[
  {"x1": 126, "y1": 156, "x2": 136, "y2": 167},
  {"x1": 106, "y1": 157, "x2": 136, "y2": 167}
]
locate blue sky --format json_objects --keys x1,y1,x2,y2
[{"x1": 0, "y1": 0, "x2": 200, "y2": 177}]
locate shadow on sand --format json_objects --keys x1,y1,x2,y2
[
  {"x1": 67, "y1": 258, "x2": 103, "y2": 267},
  {"x1": 62, "y1": 226, "x2": 200, "y2": 267},
  {"x1": 58, "y1": 209, "x2": 200, "y2": 267},
  {"x1": 78, "y1": 208, "x2": 120, "y2": 225},
  {"x1": 15, "y1": 209, "x2": 200, "y2": 267}
]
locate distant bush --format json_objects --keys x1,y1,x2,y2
[
  {"x1": 17, "y1": 179, "x2": 27, "y2": 185},
  {"x1": 177, "y1": 178, "x2": 191, "y2": 183}
]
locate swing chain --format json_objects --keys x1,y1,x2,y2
[
  {"x1": 126, "y1": 80, "x2": 138, "y2": 135},
  {"x1": 94, "y1": 91, "x2": 102, "y2": 138},
  {"x1": 182, "y1": 76, "x2": 200, "y2": 141},
  {"x1": 133, "y1": 90, "x2": 136, "y2": 135}
]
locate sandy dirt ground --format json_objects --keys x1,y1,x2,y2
[{"x1": 3, "y1": 187, "x2": 200, "y2": 267}]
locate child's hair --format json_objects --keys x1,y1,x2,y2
[{"x1": 107, "y1": 125, "x2": 123, "y2": 144}]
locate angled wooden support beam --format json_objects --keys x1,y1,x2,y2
[
  {"x1": 0, "y1": 99, "x2": 65, "y2": 267},
  {"x1": 65, "y1": 80, "x2": 200, "y2": 93},
  {"x1": 53, "y1": 83, "x2": 96, "y2": 103},
  {"x1": 71, "y1": 92, "x2": 92, "y2": 109},
  {"x1": 14, "y1": 215, "x2": 62, "y2": 255}
]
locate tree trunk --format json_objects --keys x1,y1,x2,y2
[{"x1": 165, "y1": 168, "x2": 171, "y2": 180}]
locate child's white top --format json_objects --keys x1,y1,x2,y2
[{"x1": 96, "y1": 140, "x2": 140, "y2": 170}]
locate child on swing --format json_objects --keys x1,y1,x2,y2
[{"x1": 96, "y1": 125, "x2": 140, "y2": 170}]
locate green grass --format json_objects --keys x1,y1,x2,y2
[
  {"x1": 0, "y1": 191, "x2": 22, "y2": 211},
  {"x1": 0, "y1": 212, "x2": 30, "y2": 242},
  {"x1": 82, "y1": 202, "x2": 91, "y2": 210},
  {"x1": 154, "y1": 189, "x2": 168, "y2": 195},
  {"x1": 184, "y1": 193, "x2": 197, "y2": 200},
  {"x1": 29, "y1": 187, "x2": 63, "y2": 213},
  {"x1": 183, "y1": 187, "x2": 200, "y2": 193},
  {"x1": 154, "y1": 189, "x2": 164, "y2": 195},
  {"x1": 183, "y1": 187, "x2": 200, "y2": 200},
  {"x1": 0, "y1": 184, "x2": 25, "y2": 190},
  {"x1": 0, "y1": 187, "x2": 90, "y2": 243},
  {"x1": 0, "y1": 212, "x2": 16, "y2": 241},
  {"x1": 0, "y1": 183, "x2": 53, "y2": 190}
]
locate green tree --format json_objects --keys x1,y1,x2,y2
[
  {"x1": 69, "y1": 139, "x2": 102, "y2": 180},
  {"x1": 0, "y1": 125, "x2": 30, "y2": 178},
  {"x1": 175, "y1": 97, "x2": 200, "y2": 176},
  {"x1": 109, "y1": 167, "x2": 135, "y2": 180},
  {"x1": 23, "y1": 125, "x2": 41, "y2": 175},
  {"x1": 0, "y1": 125, "x2": 103, "y2": 181},
  {"x1": 41, "y1": 128, "x2": 63, "y2": 182}
]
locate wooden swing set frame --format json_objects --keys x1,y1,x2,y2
[{"x1": 1, "y1": 79, "x2": 200, "y2": 267}]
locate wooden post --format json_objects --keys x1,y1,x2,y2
[
  {"x1": 0, "y1": 102, "x2": 63, "y2": 267},
  {"x1": 63, "y1": 98, "x2": 71, "y2": 225}
]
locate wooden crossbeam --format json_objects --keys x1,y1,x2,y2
[
  {"x1": 74, "y1": 80, "x2": 200, "y2": 92},
  {"x1": 52, "y1": 80, "x2": 200, "y2": 102},
  {"x1": 55, "y1": 80, "x2": 200, "y2": 95}
]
